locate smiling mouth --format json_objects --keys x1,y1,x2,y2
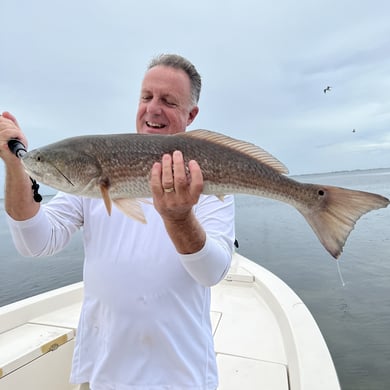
[{"x1": 146, "y1": 121, "x2": 166, "y2": 129}]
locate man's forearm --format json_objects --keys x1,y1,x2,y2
[
  {"x1": 163, "y1": 210, "x2": 206, "y2": 255},
  {"x1": 5, "y1": 164, "x2": 40, "y2": 221}
]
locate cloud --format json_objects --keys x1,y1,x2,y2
[{"x1": 1, "y1": 0, "x2": 390, "y2": 192}]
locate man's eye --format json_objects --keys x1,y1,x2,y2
[{"x1": 141, "y1": 96, "x2": 152, "y2": 101}]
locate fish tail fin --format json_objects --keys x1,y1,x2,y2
[{"x1": 298, "y1": 185, "x2": 389, "y2": 259}]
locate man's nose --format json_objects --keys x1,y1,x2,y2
[{"x1": 146, "y1": 98, "x2": 162, "y2": 115}]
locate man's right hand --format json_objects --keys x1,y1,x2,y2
[{"x1": 0, "y1": 111, "x2": 28, "y2": 164}]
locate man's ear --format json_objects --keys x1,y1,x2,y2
[{"x1": 187, "y1": 106, "x2": 199, "y2": 126}]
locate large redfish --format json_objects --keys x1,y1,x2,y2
[{"x1": 21, "y1": 129, "x2": 389, "y2": 258}]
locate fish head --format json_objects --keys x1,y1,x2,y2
[{"x1": 22, "y1": 144, "x2": 102, "y2": 194}]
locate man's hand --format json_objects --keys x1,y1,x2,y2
[
  {"x1": 150, "y1": 150, "x2": 203, "y2": 221},
  {"x1": 0, "y1": 111, "x2": 28, "y2": 164},
  {"x1": 150, "y1": 150, "x2": 206, "y2": 254}
]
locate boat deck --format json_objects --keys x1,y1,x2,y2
[
  {"x1": 212, "y1": 262, "x2": 289, "y2": 389},
  {"x1": 0, "y1": 253, "x2": 340, "y2": 389}
]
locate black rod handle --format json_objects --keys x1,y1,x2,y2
[{"x1": 8, "y1": 139, "x2": 27, "y2": 158}]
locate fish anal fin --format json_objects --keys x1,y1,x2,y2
[
  {"x1": 99, "y1": 184, "x2": 112, "y2": 216},
  {"x1": 113, "y1": 198, "x2": 147, "y2": 224},
  {"x1": 297, "y1": 185, "x2": 389, "y2": 259},
  {"x1": 179, "y1": 129, "x2": 289, "y2": 175}
]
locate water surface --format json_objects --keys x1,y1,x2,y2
[{"x1": 1, "y1": 169, "x2": 389, "y2": 390}]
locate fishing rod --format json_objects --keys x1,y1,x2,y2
[{"x1": 8, "y1": 139, "x2": 42, "y2": 202}]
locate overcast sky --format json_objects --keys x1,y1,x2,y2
[{"x1": 1, "y1": 0, "x2": 390, "y2": 194}]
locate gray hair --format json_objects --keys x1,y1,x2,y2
[{"x1": 147, "y1": 54, "x2": 202, "y2": 106}]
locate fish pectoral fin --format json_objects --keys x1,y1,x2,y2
[
  {"x1": 113, "y1": 198, "x2": 147, "y2": 224},
  {"x1": 99, "y1": 185, "x2": 112, "y2": 216}
]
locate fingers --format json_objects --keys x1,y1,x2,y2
[
  {"x1": 0, "y1": 112, "x2": 27, "y2": 156},
  {"x1": 170, "y1": 151, "x2": 188, "y2": 194},
  {"x1": 150, "y1": 161, "x2": 163, "y2": 196},
  {"x1": 149, "y1": 154, "x2": 177, "y2": 198},
  {"x1": 1, "y1": 111, "x2": 20, "y2": 128},
  {"x1": 162, "y1": 153, "x2": 175, "y2": 191},
  {"x1": 154, "y1": 151, "x2": 189, "y2": 195},
  {"x1": 150, "y1": 151, "x2": 203, "y2": 200},
  {"x1": 187, "y1": 159, "x2": 203, "y2": 198}
]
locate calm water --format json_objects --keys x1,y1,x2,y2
[{"x1": 1, "y1": 169, "x2": 390, "y2": 390}]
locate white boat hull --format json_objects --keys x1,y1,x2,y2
[{"x1": 0, "y1": 253, "x2": 340, "y2": 389}]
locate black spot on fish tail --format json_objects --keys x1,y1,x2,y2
[{"x1": 298, "y1": 185, "x2": 389, "y2": 259}]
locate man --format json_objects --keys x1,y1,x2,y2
[{"x1": 0, "y1": 54, "x2": 235, "y2": 389}]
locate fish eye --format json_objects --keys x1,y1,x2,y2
[{"x1": 318, "y1": 189, "x2": 325, "y2": 196}]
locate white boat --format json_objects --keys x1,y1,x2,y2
[{"x1": 0, "y1": 253, "x2": 340, "y2": 389}]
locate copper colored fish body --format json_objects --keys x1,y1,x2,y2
[{"x1": 21, "y1": 130, "x2": 389, "y2": 258}]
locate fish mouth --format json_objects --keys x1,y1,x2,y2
[{"x1": 22, "y1": 161, "x2": 74, "y2": 187}]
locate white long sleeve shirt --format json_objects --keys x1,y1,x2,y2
[{"x1": 7, "y1": 193, "x2": 235, "y2": 390}]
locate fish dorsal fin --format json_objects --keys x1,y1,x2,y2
[{"x1": 180, "y1": 129, "x2": 289, "y2": 175}]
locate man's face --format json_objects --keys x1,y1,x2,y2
[{"x1": 136, "y1": 65, "x2": 199, "y2": 135}]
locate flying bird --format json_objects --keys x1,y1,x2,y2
[{"x1": 324, "y1": 86, "x2": 332, "y2": 94}]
